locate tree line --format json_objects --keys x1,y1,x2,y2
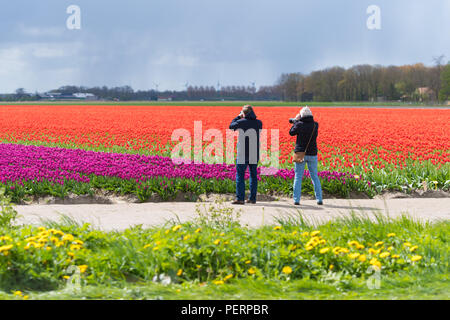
[
  {"x1": 278, "y1": 58, "x2": 450, "y2": 103},
  {"x1": 2, "y1": 59, "x2": 450, "y2": 103}
]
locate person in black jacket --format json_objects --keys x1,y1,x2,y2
[
  {"x1": 289, "y1": 106, "x2": 323, "y2": 206},
  {"x1": 229, "y1": 105, "x2": 263, "y2": 205}
]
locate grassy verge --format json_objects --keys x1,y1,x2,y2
[{"x1": 0, "y1": 194, "x2": 448, "y2": 300}]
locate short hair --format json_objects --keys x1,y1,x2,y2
[{"x1": 242, "y1": 105, "x2": 253, "y2": 115}]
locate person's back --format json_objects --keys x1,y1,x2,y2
[
  {"x1": 229, "y1": 105, "x2": 263, "y2": 204},
  {"x1": 289, "y1": 106, "x2": 323, "y2": 206},
  {"x1": 229, "y1": 106, "x2": 263, "y2": 164},
  {"x1": 289, "y1": 114, "x2": 319, "y2": 156}
]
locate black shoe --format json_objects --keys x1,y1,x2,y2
[
  {"x1": 294, "y1": 202, "x2": 300, "y2": 206},
  {"x1": 317, "y1": 201, "x2": 323, "y2": 205},
  {"x1": 232, "y1": 200, "x2": 245, "y2": 205},
  {"x1": 246, "y1": 199, "x2": 256, "y2": 204}
]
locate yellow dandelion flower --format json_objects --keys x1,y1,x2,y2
[
  {"x1": 411, "y1": 255, "x2": 422, "y2": 262},
  {"x1": 248, "y1": 267, "x2": 257, "y2": 275},
  {"x1": 387, "y1": 233, "x2": 396, "y2": 237},
  {"x1": 329, "y1": 264, "x2": 334, "y2": 270},
  {"x1": 273, "y1": 226, "x2": 282, "y2": 231},
  {"x1": 37, "y1": 227, "x2": 46, "y2": 232},
  {"x1": 358, "y1": 254, "x2": 367, "y2": 262},
  {"x1": 356, "y1": 244, "x2": 365, "y2": 250},
  {"x1": 409, "y1": 246, "x2": 418, "y2": 252},
  {"x1": 70, "y1": 244, "x2": 81, "y2": 251},
  {"x1": 348, "y1": 253, "x2": 360, "y2": 259},
  {"x1": 403, "y1": 242, "x2": 411, "y2": 247},
  {"x1": 62, "y1": 234, "x2": 74, "y2": 242},
  {"x1": 78, "y1": 265, "x2": 88, "y2": 273},
  {"x1": 172, "y1": 225, "x2": 182, "y2": 232},
  {"x1": 379, "y1": 252, "x2": 390, "y2": 258},
  {"x1": 23, "y1": 295, "x2": 29, "y2": 300},
  {"x1": 387, "y1": 246, "x2": 394, "y2": 251},
  {"x1": 177, "y1": 269, "x2": 183, "y2": 276},
  {"x1": 368, "y1": 248, "x2": 381, "y2": 255},
  {"x1": 301, "y1": 232, "x2": 309, "y2": 237},
  {"x1": 224, "y1": 274, "x2": 233, "y2": 281},
  {"x1": 0, "y1": 244, "x2": 13, "y2": 252},
  {"x1": 369, "y1": 258, "x2": 381, "y2": 268},
  {"x1": 391, "y1": 254, "x2": 400, "y2": 259},
  {"x1": 63, "y1": 276, "x2": 70, "y2": 280},
  {"x1": 143, "y1": 244, "x2": 151, "y2": 249},
  {"x1": 282, "y1": 266, "x2": 293, "y2": 275},
  {"x1": 67, "y1": 252, "x2": 75, "y2": 257},
  {"x1": 183, "y1": 235, "x2": 191, "y2": 241},
  {"x1": 319, "y1": 247, "x2": 330, "y2": 254},
  {"x1": 213, "y1": 280, "x2": 224, "y2": 285},
  {"x1": 13, "y1": 291, "x2": 23, "y2": 296},
  {"x1": 374, "y1": 241, "x2": 384, "y2": 247},
  {"x1": 195, "y1": 228, "x2": 201, "y2": 233},
  {"x1": 292, "y1": 231, "x2": 298, "y2": 236},
  {"x1": 165, "y1": 229, "x2": 170, "y2": 234},
  {"x1": 332, "y1": 247, "x2": 341, "y2": 255},
  {"x1": 213, "y1": 239, "x2": 221, "y2": 245},
  {"x1": 305, "y1": 245, "x2": 314, "y2": 251},
  {"x1": 339, "y1": 248, "x2": 349, "y2": 254},
  {"x1": 153, "y1": 246, "x2": 159, "y2": 251},
  {"x1": 0, "y1": 236, "x2": 12, "y2": 242},
  {"x1": 310, "y1": 230, "x2": 320, "y2": 237},
  {"x1": 245, "y1": 260, "x2": 251, "y2": 264}
]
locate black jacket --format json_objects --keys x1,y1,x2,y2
[
  {"x1": 289, "y1": 115, "x2": 319, "y2": 156},
  {"x1": 229, "y1": 110, "x2": 263, "y2": 163}
]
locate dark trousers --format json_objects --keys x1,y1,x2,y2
[{"x1": 235, "y1": 161, "x2": 258, "y2": 201}]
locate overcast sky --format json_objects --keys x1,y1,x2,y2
[{"x1": 0, "y1": 0, "x2": 449, "y2": 93}]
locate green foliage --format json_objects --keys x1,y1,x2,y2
[
  {"x1": 439, "y1": 63, "x2": 450, "y2": 102},
  {"x1": 0, "y1": 188, "x2": 18, "y2": 228},
  {"x1": 0, "y1": 203, "x2": 447, "y2": 296}
]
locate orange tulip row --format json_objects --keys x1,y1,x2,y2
[{"x1": 0, "y1": 105, "x2": 448, "y2": 171}]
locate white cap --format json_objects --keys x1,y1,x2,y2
[{"x1": 300, "y1": 106, "x2": 312, "y2": 118}]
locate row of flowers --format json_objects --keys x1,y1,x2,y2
[{"x1": 0, "y1": 143, "x2": 360, "y2": 185}]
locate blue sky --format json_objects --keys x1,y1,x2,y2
[{"x1": 0, "y1": 0, "x2": 449, "y2": 92}]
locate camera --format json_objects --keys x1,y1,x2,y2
[{"x1": 289, "y1": 118, "x2": 297, "y2": 124}]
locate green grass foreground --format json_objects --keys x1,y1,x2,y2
[{"x1": 0, "y1": 194, "x2": 448, "y2": 300}]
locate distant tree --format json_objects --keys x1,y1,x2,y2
[
  {"x1": 439, "y1": 63, "x2": 450, "y2": 102},
  {"x1": 430, "y1": 55, "x2": 445, "y2": 100},
  {"x1": 15, "y1": 88, "x2": 26, "y2": 95}
]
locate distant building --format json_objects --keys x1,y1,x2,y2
[
  {"x1": 416, "y1": 87, "x2": 434, "y2": 101},
  {"x1": 38, "y1": 92, "x2": 98, "y2": 100},
  {"x1": 157, "y1": 96, "x2": 173, "y2": 101},
  {"x1": 73, "y1": 92, "x2": 97, "y2": 100}
]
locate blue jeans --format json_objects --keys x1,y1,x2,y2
[
  {"x1": 293, "y1": 155, "x2": 323, "y2": 203},
  {"x1": 236, "y1": 162, "x2": 258, "y2": 201}
]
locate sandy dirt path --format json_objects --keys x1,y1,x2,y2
[{"x1": 14, "y1": 197, "x2": 450, "y2": 231}]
